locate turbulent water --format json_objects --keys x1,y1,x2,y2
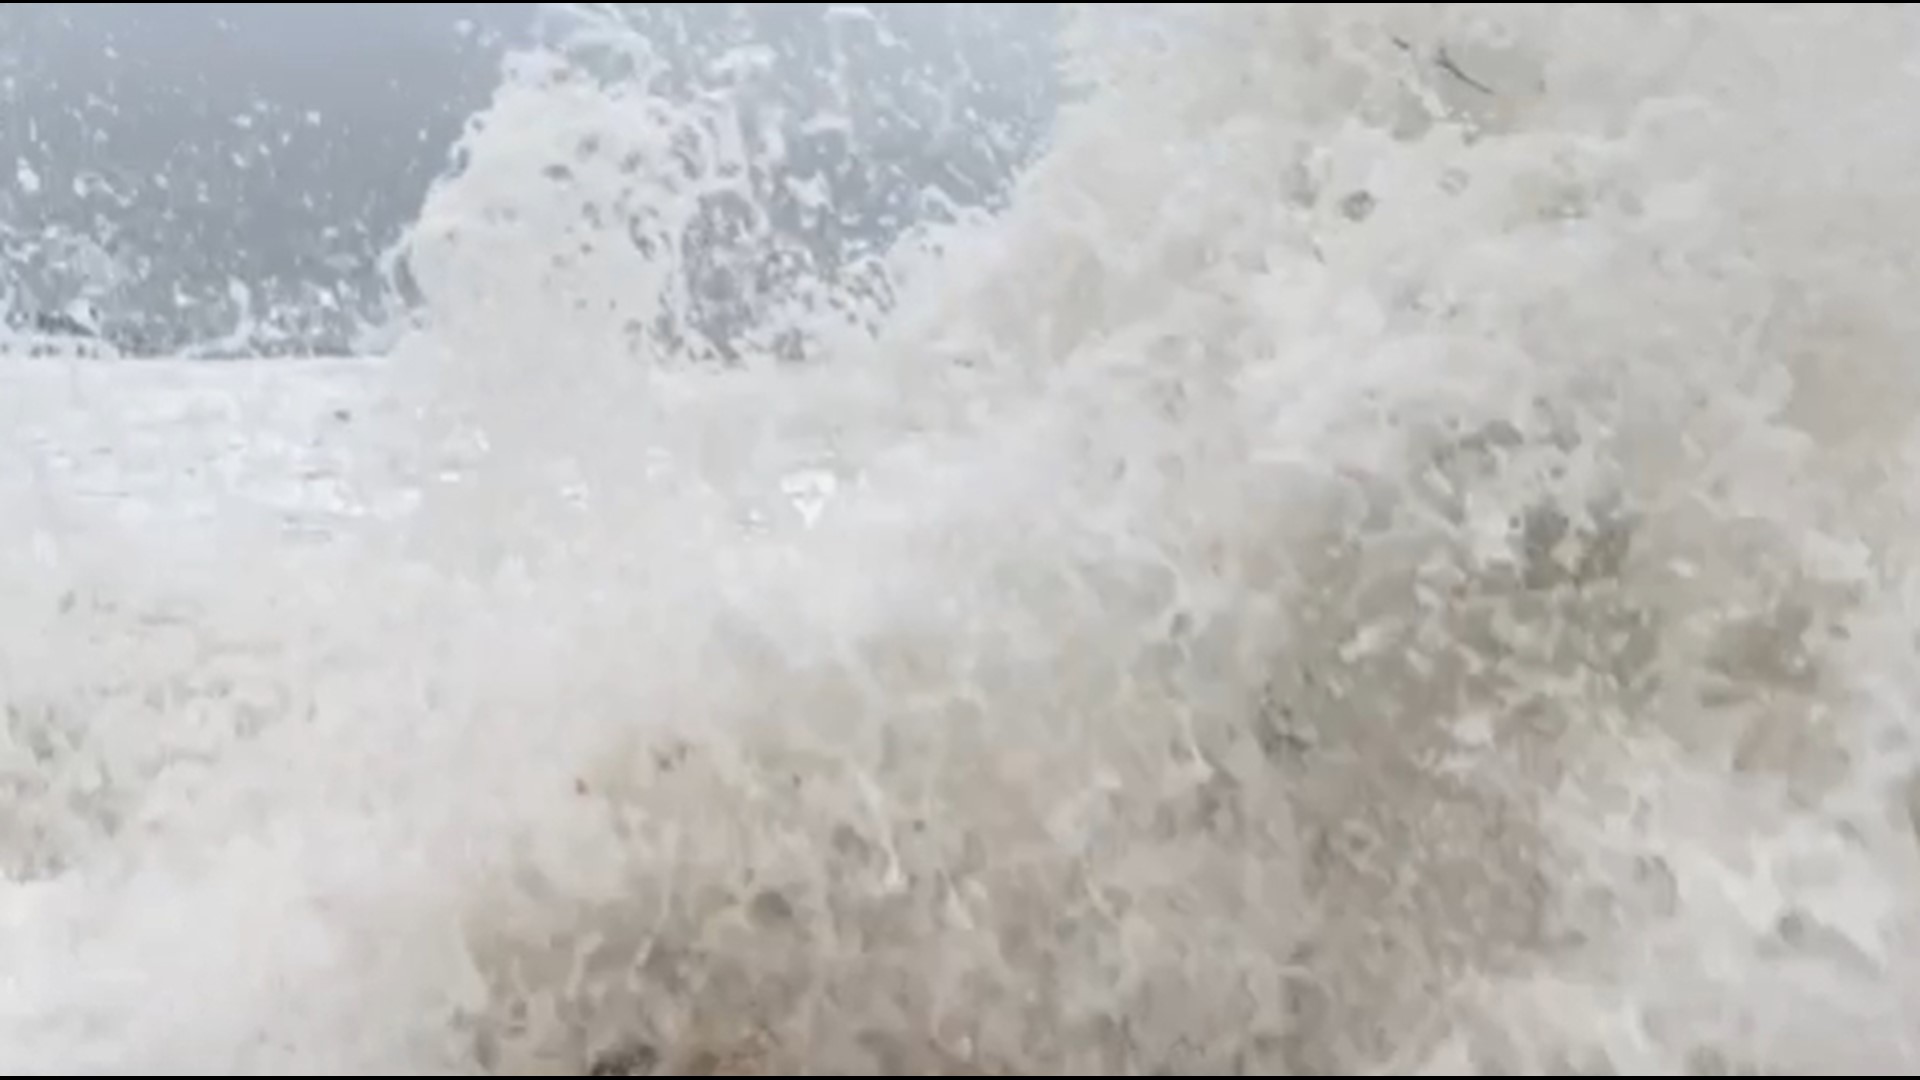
[{"x1": 7, "y1": 3, "x2": 1920, "y2": 1073}]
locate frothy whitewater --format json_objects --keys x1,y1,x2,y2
[{"x1": 5, "y1": 4, "x2": 1920, "y2": 1073}]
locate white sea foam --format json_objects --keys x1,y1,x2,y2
[{"x1": 5, "y1": 3, "x2": 1920, "y2": 1073}]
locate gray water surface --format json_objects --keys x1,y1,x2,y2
[{"x1": 2, "y1": 3, "x2": 1056, "y2": 360}]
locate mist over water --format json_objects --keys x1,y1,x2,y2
[{"x1": 6, "y1": 3, "x2": 1920, "y2": 1074}]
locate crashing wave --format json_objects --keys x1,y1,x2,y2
[{"x1": 4, "y1": 3, "x2": 1920, "y2": 1075}]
